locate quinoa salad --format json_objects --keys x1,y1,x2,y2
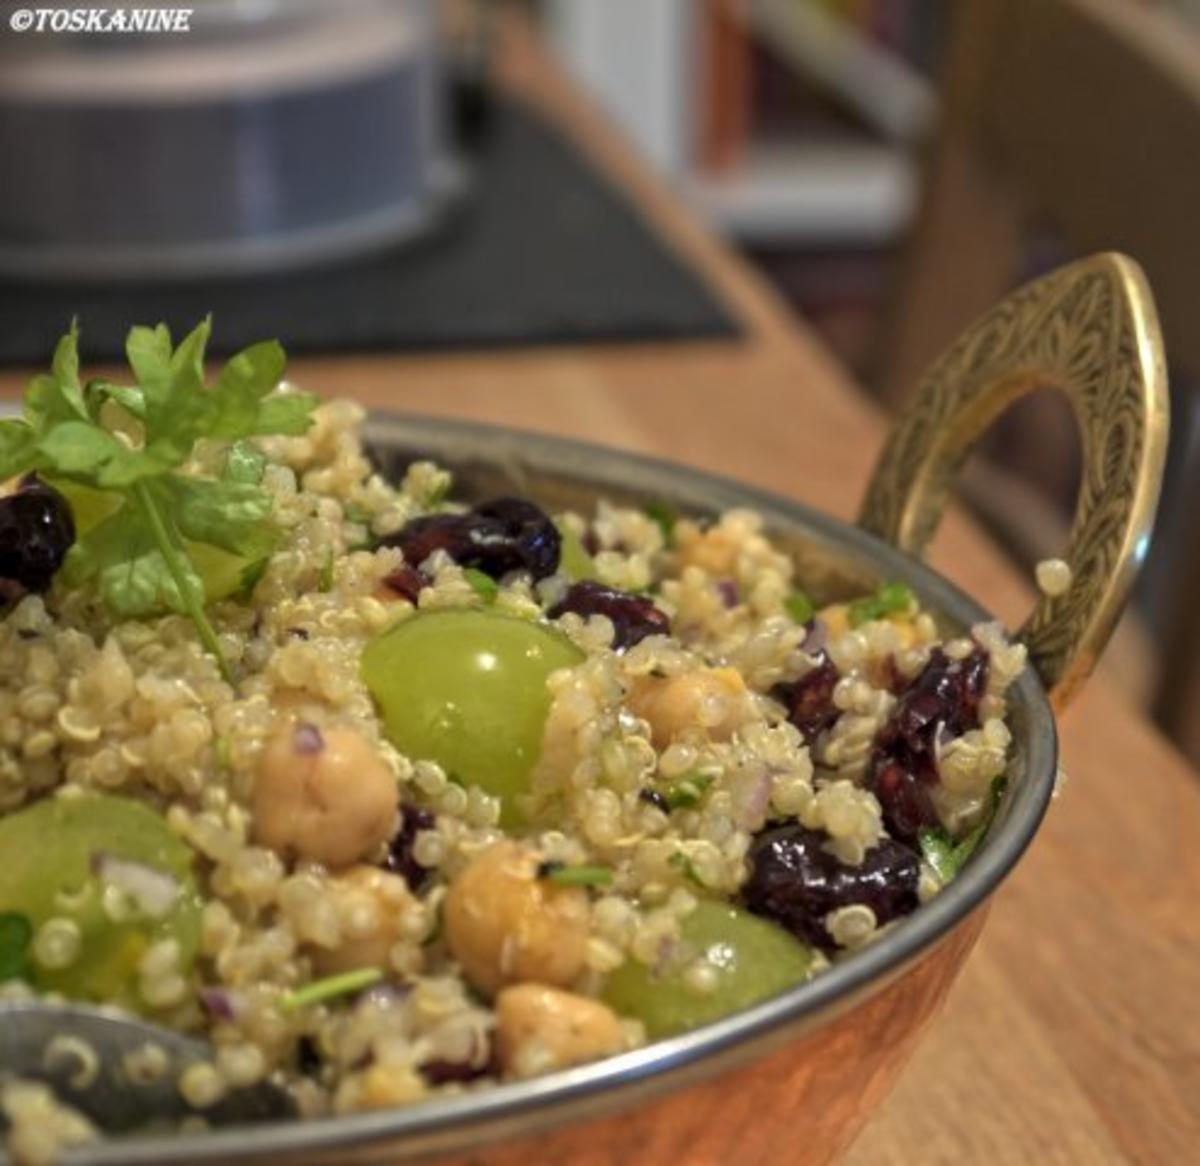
[{"x1": 0, "y1": 325, "x2": 1026, "y2": 1162}]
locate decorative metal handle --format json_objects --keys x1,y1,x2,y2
[{"x1": 858, "y1": 252, "x2": 1169, "y2": 711}]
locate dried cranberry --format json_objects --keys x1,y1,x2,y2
[
  {"x1": 884, "y1": 648, "x2": 988, "y2": 749},
  {"x1": 384, "y1": 805, "x2": 437, "y2": 892},
  {"x1": 868, "y1": 647, "x2": 989, "y2": 841},
  {"x1": 296, "y1": 1036, "x2": 323, "y2": 1075},
  {"x1": 0, "y1": 478, "x2": 75, "y2": 600},
  {"x1": 472, "y1": 498, "x2": 560, "y2": 577},
  {"x1": 773, "y1": 657, "x2": 841, "y2": 745},
  {"x1": 548, "y1": 580, "x2": 670, "y2": 650},
  {"x1": 379, "y1": 496, "x2": 561, "y2": 581},
  {"x1": 381, "y1": 563, "x2": 428, "y2": 604},
  {"x1": 872, "y1": 761, "x2": 938, "y2": 840},
  {"x1": 742, "y1": 823, "x2": 919, "y2": 950},
  {"x1": 421, "y1": 1052, "x2": 494, "y2": 1086}
]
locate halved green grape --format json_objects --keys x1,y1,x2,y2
[
  {"x1": 362, "y1": 609, "x2": 584, "y2": 826},
  {"x1": 0, "y1": 794, "x2": 202, "y2": 1008},
  {"x1": 602, "y1": 899, "x2": 816, "y2": 1039},
  {"x1": 48, "y1": 477, "x2": 121, "y2": 534},
  {"x1": 50, "y1": 478, "x2": 267, "y2": 602}
]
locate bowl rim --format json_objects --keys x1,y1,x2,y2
[{"x1": 26, "y1": 410, "x2": 1058, "y2": 1165}]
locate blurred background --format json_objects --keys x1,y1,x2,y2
[{"x1": 0, "y1": 0, "x2": 1198, "y2": 761}]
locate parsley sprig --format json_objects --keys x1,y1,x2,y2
[{"x1": 0, "y1": 320, "x2": 317, "y2": 681}]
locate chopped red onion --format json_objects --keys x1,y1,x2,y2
[
  {"x1": 802, "y1": 618, "x2": 828, "y2": 655},
  {"x1": 734, "y1": 770, "x2": 774, "y2": 831},
  {"x1": 716, "y1": 579, "x2": 739, "y2": 608},
  {"x1": 200, "y1": 987, "x2": 239, "y2": 1021},
  {"x1": 292, "y1": 722, "x2": 325, "y2": 755}
]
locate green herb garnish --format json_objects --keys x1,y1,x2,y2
[
  {"x1": 0, "y1": 322, "x2": 317, "y2": 682},
  {"x1": 463, "y1": 567, "x2": 499, "y2": 603},
  {"x1": 214, "y1": 736, "x2": 233, "y2": 772},
  {"x1": 278, "y1": 967, "x2": 384, "y2": 1013},
  {"x1": 645, "y1": 501, "x2": 678, "y2": 548},
  {"x1": 661, "y1": 771, "x2": 716, "y2": 810},
  {"x1": 917, "y1": 829, "x2": 956, "y2": 883},
  {"x1": 918, "y1": 776, "x2": 1008, "y2": 883},
  {"x1": 848, "y1": 581, "x2": 915, "y2": 627},
  {"x1": 0, "y1": 912, "x2": 33, "y2": 982},
  {"x1": 319, "y1": 548, "x2": 335, "y2": 593},
  {"x1": 223, "y1": 440, "x2": 267, "y2": 485},
  {"x1": 784, "y1": 589, "x2": 815, "y2": 624},
  {"x1": 667, "y1": 851, "x2": 705, "y2": 887},
  {"x1": 537, "y1": 862, "x2": 614, "y2": 888}
]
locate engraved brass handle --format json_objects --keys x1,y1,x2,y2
[{"x1": 858, "y1": 253, "x2": 1169, "y2": 711}]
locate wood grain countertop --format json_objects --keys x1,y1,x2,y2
[{"x1": 2, "y1": 13, "x2": 1196, "y2": 1166}]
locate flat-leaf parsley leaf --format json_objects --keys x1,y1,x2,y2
[{"x1": 1, "y1": 321, "x2": 317, "y2": 681}]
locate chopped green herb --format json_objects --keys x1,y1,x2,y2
[
  {"x1": 668, "y1": 851, "x2": 704, "y2": 887},
  {"x1": 917, "y1": 828, "x2": 956, "y2": 883},
  {"x1": 319, "y1": 548, "x2": 335, "y2": 593},
  {"x1": 538, "y1": 863, "x2": 614, "y2": 888},
  {"x1": 0, "y1": 912, "x2": 33, "y2": 982},
  {"x1": 848, "y1": 581, "x2": 915, "y2": 627},
  {"x1": 426, "y1": 479, "x2": 451, "y2": 507},
  {"x1": 919, "y1": 776, "x2": 1008, "y2": 882},
  {"x1": 279, "y1": 967, "x2": 384, "y2": 1013},
  {"x1": 645, "y1": 501, "x2": 678, "y2": 548},
  {"x1": 1, "y1": 322, "x2": 317, "y2": 682},
  {"x1": 784, "y1": 589, "x2": 815, "y2": 624},
  {"x1": 223, "y1": 440, "x2": 267, "y2": 486},
  {"x1": 661, "y1": 771, "x2": 716, "y2": 810},
  {"x1": 463, "y1": 567, "x2": 499, "y2": 603},
  {"x1": 214, "y1": 736, "x2": 233, "y2": 771},
  {"x1": 342, "y1": 502, "x2": 374, "y2": 526}
]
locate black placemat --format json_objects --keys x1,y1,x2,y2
[{"x1": 0, "y1": 98, "x2": 739, "y2": 366}]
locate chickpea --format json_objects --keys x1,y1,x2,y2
[
  {"x1": 311, "y1": 866, "x2": 419, "y2": 976},
  {"x1": 628, "y1": 667, "x2": 751, "y2": 749},
  {"x1": 444, "y1": 841, "x2": 589, "y2": 996},
  {"x1": 252, "y1": 722, "x2": 398, "y2": 869},
  {"x1": 341, "y1": 1063, "x2": 424, "y2": 1111},
  {"x1": 676, "y1": 525, "x2": 739, "y2": 576},
  {"x1": 819, "y1": 604, "x2": 850, "y2": 640},
  {"x1": 495, "y1": 984, "x2": 625, "y2": 1079}
]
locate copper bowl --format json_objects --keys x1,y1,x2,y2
[{"x1": 54, "y1": 254, "x2": 1167, "y2": 1165}]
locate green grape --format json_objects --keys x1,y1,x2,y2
[
  {"x1": 555, "y1": 519, "x2": 597, "y2": 582},
  {"x1": 602, "y1": 900, "x2": 815, "y2": 1039},
  {"x1": 50, "y1": 477, "x2": 120, "y2": 534},
  {"x1": 51, "y1": 478, "x2": 263, "y2": 602},
  {"x1": 362, "y1": 609, "x2": 584, "y2": 826},
  {"x1": 0, "y1": 794, "x2": 202, "y2": 1008},
  {"x1": 186, "y1": 540, "x2": 266, "y2": 602}
]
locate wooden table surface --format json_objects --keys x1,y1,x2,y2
[{"x1": 4, "y1": 16, "x2": 1197, "y2": 1166}]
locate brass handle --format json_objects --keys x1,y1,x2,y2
[{"x1": 858, "y1": 253, "x2": 1169, "y2": 711}]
